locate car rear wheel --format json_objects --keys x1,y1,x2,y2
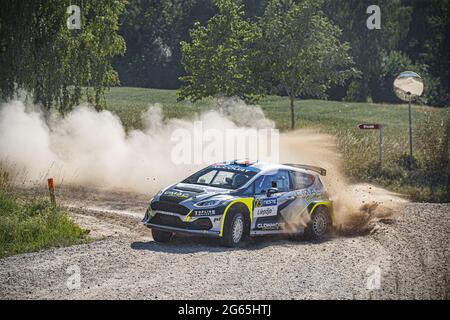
[
  {"x1": 221, "y1": 211, "x2": 245, "y2": 247},
  {"x1": 305, "y1": 207, "x2": 331, "y2": 240},
  {"x1": 152, "y1": 229, "x2": 174, "y2": 243}
]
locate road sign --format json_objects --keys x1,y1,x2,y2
[
  {"x1": 357, "y1": 124, "x2": 384, "y2": 166},
  {"x1": 358, "y1": 123, "x2": 380, "y2": 130}
]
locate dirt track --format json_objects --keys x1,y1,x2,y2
[{"x1": 0, "y1": 186, "x2": 448, "y2": 300}]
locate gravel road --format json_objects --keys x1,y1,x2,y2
[{"x1": 0, "y1": 198, "x2": 448, "y2": 299}]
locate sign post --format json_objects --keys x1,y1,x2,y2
[
  {"x1": 358, "y1": 124, "x2": 384, "y2": 166},
  {"x1": 379, "y1": 125, "x2": 383, "y2": 165},
  {"x1": 47, "y1": 178, "x2": 56, "y2": 206},
  {"x1": 407, "y1": 93, "x2": 413, "y2": 168}
]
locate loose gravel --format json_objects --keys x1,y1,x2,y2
[{"x1": 0, "y1": 203, "x2": 448, "y2": 300}]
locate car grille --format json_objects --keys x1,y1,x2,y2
[
  {"x1": 159, "y1": 194, "x2": 187, "y2": 203},
  {"x1": 150, "y1": 214, "x2": 212, "y2": 230},
  {"x1": 151, "y1": 201, "x2": 190, "y2": 215}
]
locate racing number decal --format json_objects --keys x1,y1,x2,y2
[{"x1": 253, "y1": 197, "x2": 278, "y2": 218}]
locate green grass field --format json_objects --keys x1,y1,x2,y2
[
  {"x1": 104, "y1": 87, "x2": 448, "y2": 202},
  {"x1": 105, "y1": 86, "x2": 439, "y2": 131}
]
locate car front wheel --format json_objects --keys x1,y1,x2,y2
[{"x1": 221, "y1": 211, "x2": 245, "y2": 247}]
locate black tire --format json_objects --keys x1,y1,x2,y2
[
  {"x1": 151, "y1": 228, "x2": 174, "y2": 243},
  {"x1": 305, "y1": 206, "x2": 331, "y2": 240},
  {"x1": 221, "y1": 211, "x2": 246, "y2": 247}
]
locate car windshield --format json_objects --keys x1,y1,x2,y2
[{"x1": 182, "y1": 166, "x2": 257, "y2": 190}]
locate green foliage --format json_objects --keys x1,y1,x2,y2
[
  {"x1": 413, "y1": 108, "x2": 449, "y2": 202},
  {"x1": 373, "y1": 50, "x2": 418, "y2": 103},
  {"x1": 259, "y1": 0, "x2": 358, "y2": 128},
  {"x1": 178, "y1": 0, "x2": 265, "y2": 103},
  {"x1": 0, "y1": 0, "x2": 126, "y2": 113},
  {"x1": 179, "y1": 0, "x2": 357, "y2": 126},
  {"x1": 404, "y1": 0, "x2": 450, "y2": 106},
  {"x1": 2, "y1": 1, "x2": 449, "y2": 108},
  {"x1": 0, "y1": 166, "x2": 89, "y2": 258},
  {"x1": 114, "y1": 0, "x2": 216, "y2": 89},
  {"x1": 323, "y1": 0, "x2": 412, "y2": 103},
  {"x1": 0, "y1": 175, "x2": 89, "y2": 258}
]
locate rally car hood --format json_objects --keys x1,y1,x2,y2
[{"x1": 157, "y1": 183, "x2": 232, "y2": 203}]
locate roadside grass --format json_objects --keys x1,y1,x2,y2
[
  {"x1": 104, "y1": 87, "x2": 448, "y2": 202},
  {"x1": 0, "y1": 170, "x2": 89, "y2": 258}
]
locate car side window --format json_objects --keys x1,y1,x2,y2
[
  {"x1": 254, "y1": 170, "x2": 291, "y2": 194},
  {"x1": 291, "y1": 171, "x2": 315, "y2": 190}
]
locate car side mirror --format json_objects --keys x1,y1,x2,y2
[{"x1": 267, "y1": 187, "x2": 279, "y2": 197}]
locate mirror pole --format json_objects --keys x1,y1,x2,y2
[{"x1": 408, "y1": 94, "x2": 413, "y2": 169}]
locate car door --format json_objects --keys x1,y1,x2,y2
[
  {"x1": 278, "y1": 170, "x2": 316, "y2": 231},
  {"x1": 251, "y1": 170, "x2": 296, "y2": 232}
]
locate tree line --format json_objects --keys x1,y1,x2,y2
[
  {"x1": 1, "y1": 0, "x2": 449, "y2": 116},
  {"x1": 116, "y1": 0, "x2": 449, "y2": 108}
]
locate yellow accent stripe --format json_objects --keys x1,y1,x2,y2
[
  {"x1": 183, "y1": 210, "x2": 193, "y2": 222},
  {"x1": 219, "y1": 198, "x2": 253, "y2": 237},
  {"x1": 309, "y1": 201, "x2": 334, "y2": 222}
]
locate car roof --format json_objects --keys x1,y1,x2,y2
[
  {"x1": 254, "y1": 163, "x2": 315, "y2": 175},
  {"x1": 212, "y1": 160, "x2": 316, "y2": 176}
]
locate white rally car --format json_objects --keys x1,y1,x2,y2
[{"x1": 143, "y1": 160, "x2": 333, "y2": 247}]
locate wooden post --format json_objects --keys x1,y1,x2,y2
[
  {"x1": 408, "y1": 95, "x2": 414, "y2": 169},
  {"x1": 379, "y1": 125, "x2": 383, "y2": 167},
  {"x1": 47, "y1": 178, "x2": 56, "y2": 205}
]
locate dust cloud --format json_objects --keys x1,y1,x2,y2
[
  {"x1": 0, "y1": 98, "x2": 403, "y2": 231},
  {"x1": 280, "y1": 130, "x2": 404, "y2": 233},
  {"x1": 0, "y1": 99, "x2": 275, "y2": 193}
]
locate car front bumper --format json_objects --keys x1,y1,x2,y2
[
  {"x1": 143, "y1": 211, "x2": 222, "y2": 237},
  {"x1": 144, "y1": 221, "x2": 221, "y2": 237}
]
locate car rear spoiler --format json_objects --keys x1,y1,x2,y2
[{"x1": 283, "y1": 164, "x2": 327, "y2": 176}]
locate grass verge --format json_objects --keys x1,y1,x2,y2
[{"x1": 0, "y1": 173, "x2": 89, "y2": 258}]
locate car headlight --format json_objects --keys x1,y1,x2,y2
[{"x1": 194, "y1": 199, "x2": 223, "y2": 208}]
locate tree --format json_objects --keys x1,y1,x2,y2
[
  {"x1": 113, "y1": 0, "x2": 216, "y2": 89},
  {"x1": 260, "y1": 0, "x2": 357, "y2": 129},
  {"x1": 323, "y1": 0, "x2": 412, "y2": 103},
  {"x1": 0, "y1": 0, "x2": 126, "y2": 113},
  {"x1": 403, "y1": 0, "x2": 450, "y2": 106},
  {"x1": 178, "y1": 0, "x2": 265, "y2": 103}
]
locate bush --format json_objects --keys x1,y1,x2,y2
[
  {"x1": 412, "y1": 109, "x2": 449, "y2": 202},
  {"x1": 0, "y1": 182, "x2": 89, "y2": 258}
]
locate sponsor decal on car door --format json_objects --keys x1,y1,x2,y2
[{"x1": 253, "y1": 197, "x2": 278, "y2": 218}]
